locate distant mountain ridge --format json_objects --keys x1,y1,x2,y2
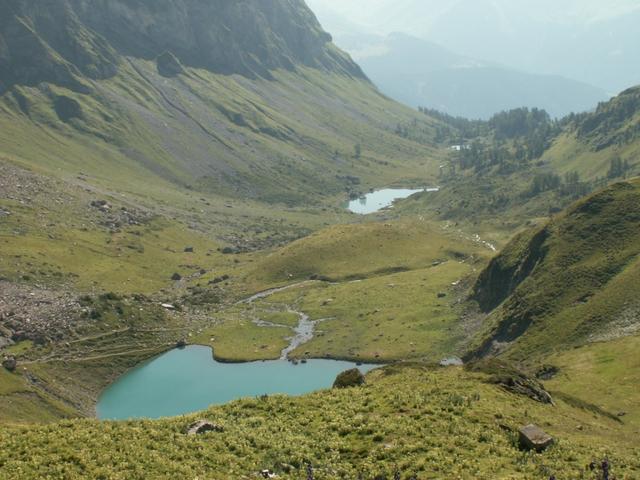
[
  {"x1": 344, "y1": 32, "x2": 608, "y2": 119},
  {"x1": 308, "y1": 0, "x2": 640, "y2": 93}
]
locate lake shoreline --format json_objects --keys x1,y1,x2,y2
[
  {"x1": 96, "y1": 345, "x2": 380, "y2": 420},
  {"x1": 347, "y1": 187, "x2": 439, "y2": 214}
]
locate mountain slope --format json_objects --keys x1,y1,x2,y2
[
  {"x1": 0, "y1": 0, "x2": 364, "y2": 90},
  {"x1": 0, "y1": 0, "x2": 444, "y2": 424},
  {"x1": 468, "y1": 179, "x2": 640, "y2": 361},
  {"x1": 393, "y1": 86, "x2": 640, "y2": 239},
  {"x1": 0, "y1": 0, "x2": 440, "y2": 209},
  {"x1": 544, "y1": 85, "x2": 640, "y2": 179}
]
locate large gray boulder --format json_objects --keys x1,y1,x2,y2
[
  {"x1": 518, "y1": 424, "x2": 554, "y2": 452},
  {"x1": 2, "y1": 356, "x2": 17, "y2": 372}
]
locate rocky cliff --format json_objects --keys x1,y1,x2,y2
[{"x1": 0, "y1": 0, "x2": 365, "y2": 93}]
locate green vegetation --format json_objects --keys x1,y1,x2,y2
[
  {"x1": 546, "y1": 334, "x2": 640, "y2": 428},
  {"x1": 240, "y1": 220, "x2": 487, "y2": 292},
  {"x1": 0, "y1": 365, "x2": 638, "y2": 479},
  {"x1": 402, "y1": 93, "x2": 640, "y2": 233},
  {"x1": 1, "y1": 1, "x2": 640, "y2": 477},
  {"x1": 468, "y1": 179, "x2": 640, "y2": 361}
]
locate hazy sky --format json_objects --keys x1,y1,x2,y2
[
  {"x1": 307, "y1": 0, "x2": 640, "y2": 35},
  {"x1": 307, "y1": 0, "x2": 640, "y2": 92}
]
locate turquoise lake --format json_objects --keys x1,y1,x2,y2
[
  {"x1": 97, "y1": 345, "x2": 377, "y2": 420},
  {"x1": 348, "y1": 188, "x2": 438, "y2": 214}
]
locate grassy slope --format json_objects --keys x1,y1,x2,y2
[
  {"x1": 0, "y1": 365, "x2": 637, "y2": 479},
  {"x1": 546, "y1": 334, "x2": 640, "y2": 429},
  {"x1": 0, "y1": 61, "x2": 441, "y2": 209},
  {"x1": 545, "y1": 86, "x2": 640, "y2": 180},
  {"x1": 0, "y1": 160, "x2": 228, "y2": 294},
  {"x1": 467, "y1": 179, "x2": 640, "y2": 362}
]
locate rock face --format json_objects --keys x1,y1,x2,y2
[
  {"x1": 185, "y1": 420, "x2": 224, "y2": 435},
  {"x1": 0, "y1": 0, "x2": 365, "y2": 93},
  {"x1": 333, "y1": 368, "x2": 365, "y2": 389},
  {"x1": 518, "y1": 424, "x2": 554, "y2": 452},
  {"x1": 467, "y1": 359, "x2": 554, "y2": 405}
]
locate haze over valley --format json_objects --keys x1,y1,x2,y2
[{"x1": 309, "y1": 0, "x2": 640, "y2": 117}]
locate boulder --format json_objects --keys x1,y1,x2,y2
[
  {"x1": 439, "y1": 357, "x2": 464, "y2": 367},
  {"x1": 2, "y1": 356, "x2": 17, "y2": 372},
  {"x1": 184, "y1": 246, "x2": 194, "y2": 253},
  {"x1": 536, "y1": 364, "x2": 559, "y2": 380},
  {"x1": 518, "y1": 424, "x2": 554, "y2": 452},
  {"x1": 90, "y1": 199, "x2": 112, "y2": 212},
  {"x1": 176, "y1": 339, "x2": 187, "y2": 348},
  {"x1": 171, "y1": 273, "x2": 182, "y2": 281},
  {"x1": 333, "y1": 368, "x2": 365, "y2": 389},
  {"x1": 185, "y1": 420, "x2": 224, "y2": 435}
]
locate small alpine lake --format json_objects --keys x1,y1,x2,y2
[
  {"x1": 97, "y1": 345, "x2": 378, "y2": 420},
  {"x1": 348, "y1": 187, "x2": 439, "y2": 214}
]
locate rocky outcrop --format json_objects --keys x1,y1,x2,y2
[
  {"x1": 2, "y1": 356, "x2": 17, "y2": 372},
  {"x1": 467, "y1": 359, "x2": 554, "y2": 404},
  {"x1": 333, "y1": 368, "x2": 365, "y2": 389},
  {"x1": 472, "y1": 226, "x2": 549, "y2": 313},
  {"x1": 0, "y1": 0, "x2": 365, "y2": 93},
  {"x1": 54, "y1": 95, "x2": 83, "y2": 122},
  {"x1": 185, "y1": 420, "x2": 224, "y2": 435}
]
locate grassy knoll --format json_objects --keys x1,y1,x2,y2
[
  {"x1": 239, "y1": 218, "x2": 489, "y2": 293},
  {"x1": 0, "y1": 365, "x2": 637, "y2": 479}
]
